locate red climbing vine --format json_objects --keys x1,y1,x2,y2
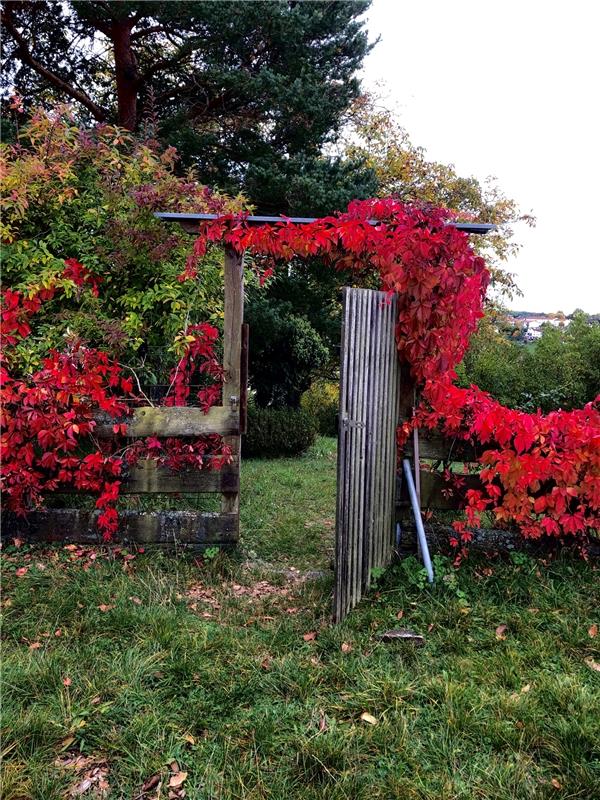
[
  {"x1": 0, "y1": 263, "x2": 229, "y2": 540},
  {"x1": 185, "y1": 198, "x2": 599, "y2": 548},
  {"x1": 3, "y1": 199, "x2": 598, "y2": 546}
]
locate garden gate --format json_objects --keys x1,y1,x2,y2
[{"x1": 334, "y1": 287, "x2": 401, "y2": 622}]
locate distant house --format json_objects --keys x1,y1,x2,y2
[{"x1": 509, "y1": 312, "x2": 570, "y2": 341}]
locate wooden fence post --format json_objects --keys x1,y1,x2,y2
[{"x1": 221, "y1": 246, "x2": 244, "y2": 533}]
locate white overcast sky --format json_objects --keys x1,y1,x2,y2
[{"x1": 361, "y1": 0, "x2": 600, "y2": 313}]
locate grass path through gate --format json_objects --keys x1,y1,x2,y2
[{"x1": 1, "y1": 438, "x2": 599, "y2": 799}]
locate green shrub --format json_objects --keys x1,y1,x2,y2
[
  {"x1": 300, "y1": 380, "x2": 339, "y2": 436},
  {"x1": 243, "y1": 405, "x2": 316, "y2": 458},
  {"x1": 245, "y1": 294, "x2": 329, "y2": 408}
]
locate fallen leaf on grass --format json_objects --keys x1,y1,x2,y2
[
  {"x1": 396, "y1": 609, "x2": 404, "y2": 620},
  {"x1": 360, "y1": 712, "x2": 378, "y2": 725},
  {"x1": 63, "y1": 677, "x2": 72, "y2": 687},
  {"x1": 141, "y1": 773, "x2": 161, "y2": 792},
  {"x1": 15, "y1": 567, "x2": 28, "y2": 577},
  {"x1": 169, "y1": 771, "x2": 187, "y2": 788},
  {"x1": 303, "y1": 631, "x2": 317, "y2": 642},
  {"x1": 260, "y1": 656, "x2": 272, "y2": 670},
  {"x1": 588, "y1": 624, "x2": 598, "y2": 638},
  {"x1": 55, "y1": 629, "x2": 62, "y2": 636},
  {"x1": 551, "y1": 778, "x2": 562, "y2": 789},
  {"x1": 341, "y1": 642, "x2": 352, "y2": 653},
  {"x1": 495, "y1": 624, "x2": 508, "y2": 640},
  {"x1": 97, "y1": 604, "x2": 114, "y2": 613},
  {"x1": 183, "y1": 734, "x2": 195, "y2": 745},
  {"x1": 509, "y1": 684, "x2": 532, "y2": 700},
  {"x1": 29, "y1": 641, "x2": 42, "y2": 651},
  {"x1": 91, "y1": 696, "x2": 101, "y2": 705},
  {"x1": 129, "y1": 596, "x2": 142, "y2": 605},
  {"x1": 60, "y1": 736, "x2": 75, "y2": 750},
  {"x1": 584, "y1": 657, "x2": 600, "y2": 672}
]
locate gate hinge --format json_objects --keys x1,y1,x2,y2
[{"x1": 341, "y1": 413, "x2": 365, "y2": 430}]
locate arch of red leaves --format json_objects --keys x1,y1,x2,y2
[{"x1": 2, "y1": 199, "x2": 598, "y2": 549}]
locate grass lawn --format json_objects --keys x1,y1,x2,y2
[{"x1": 1, "y1": 438, "x2": 599, "y2": 799}]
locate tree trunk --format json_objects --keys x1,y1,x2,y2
[{"x1": 111, "y1": 19, "x2": 139, "y2": 131}]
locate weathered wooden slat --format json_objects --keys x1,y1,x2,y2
[
  {"x1": 239, "y1": 323, "x2": 249, "y2": 435},
  {"x1": 347, "y1": 289, "x2": 361, "y2": 617},
  {"x1": 386, "y1": 296, "x2": 400, "y2": 557},
  {"x1": 2, "y1": 510, "x2": 238, "y2": 546},
  {"x1": 94, "y1": 406, "x2": 239, "y2": 438},
  {"x1": 120, "y1": 460, "x2": 239, "y2": 494},
  {"x1": 334, "y1": 291, "x2": 348, "y2": 621},
  {"x1": 353, "y1": 290, "x2": 369, "y2": 605},
  {"x1": 397, "y1": 470, "x2": 483, "y2": 511},
  {"x1": 402, "y1": 433, "x2": 483, "y2": 462}
]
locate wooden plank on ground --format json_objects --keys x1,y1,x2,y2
[
  {"x1": 2, "y1": 510, "x2": 238, "y2": 546},
  {"x1": 94, "y1": 405, "x2": 239, "y2": 438}
]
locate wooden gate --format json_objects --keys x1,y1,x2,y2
[{"x1": 334, "y1": 288, "x2": 400, "y2": 623}]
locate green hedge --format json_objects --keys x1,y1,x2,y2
[
  {"x1": 300, "y1": 380, "x2": 339, "y2": 436},
  {"x1": 243, "y1": 406, "x2": 316, "y2": 458}
]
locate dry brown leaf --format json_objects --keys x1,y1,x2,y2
[
  {"x1": 91, "y1": 696, "x2": 101, "y2": 705},
  {"x1": 260, "y1": 656, "x2": 272, "y2": 670},
  {"x1": 63, "y1": 677, "x2": 72, "y2": 687},
  {"x1": 55, "y1": 628, "x2": 62, "y2": 637},
  {"x1": 584, "y1": 657, "x2": 600, "y2": 672},
  {"x1": 341, "y1": 642, "x2": 352, "y2": 653},
  {"x1": 588, "y1": 623, "x2": 598, "y2": 638},
  {"x1": 169, "y1": 760, "x2": 179, "y2": 773},
  {"x1": 495, "y1": 624, "x2": 508, "y2": 640},
  {"x1": 360, "y1": 712, "x2": 378, "y2": 725},
  {"x1": 130, "y1": 596, "x2": 142, "y2": 605},
  {"x1": 141, "y1": 773, "x2": 161, "y2": 791},
  {"x1": 551, "y1": 778, "x2": 562, "y2": 789},
  {"x1": 510, "y1": 683, "x2": 532, "y2": 700},
  {"x1": 319, "y1": 715, "x2": 328, "y2": 732},
  {"x1": 60, "y1": 736, "x2": 75, "y2": 750},
  {"x1": 29, "y1": 641, "x2": 42, "y2": 650},
  {"x1": 169, "y1": 771, "x2": 188, "y2": 788},
  {"x1": 303, "y1": 631, "x2": 317, "y2": 642},
  {"x1": 396, "y1": 610, "x2": 404, "y2": 620},
  {"x1": 97, "y1": 604, "x2": 114, "y2": 613},
  {"x1": 183, "y1": 734, "x2": 195, "y2": 745}
]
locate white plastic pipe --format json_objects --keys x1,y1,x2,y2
[{"x1": 402, "y1": 459, "x2": 434, "y2": 583}]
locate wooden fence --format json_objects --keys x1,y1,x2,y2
[{"x1": 2, "y1": 248, "x2": 247, "y2": 549}]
